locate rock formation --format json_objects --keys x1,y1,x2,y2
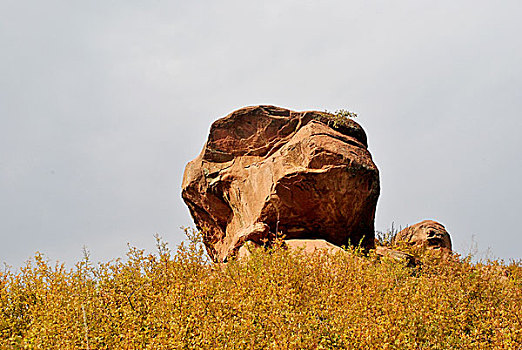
[
  {"x1": 393, "y1": 220, "x2": 452, "y2": 251},
  {"x1": 375, "y1": 246, "x2": 417, "y2": 267},
  {"x1": 237, "y1": 239, "x2": 344, "y2": 259},
  {"x1": 182, "y1": 105, "x2": 380, "y2": 262},
  {"x1": 237, "y1": 239, "x2": 416, "y2": 267}
]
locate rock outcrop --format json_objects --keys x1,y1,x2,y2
[
  {"x1": 393, "y1": 220, "x2": 452, "y2": 251},
  {"x1": 182, "y1": 105, "x2": 380, "y2": 262},
  {"x1": 375, "y1": 246, "x2": 417, "y2": 267},
  {"x1": 237, "y1": 239, "x2": 416, "y2": 267},
  {"x1": 237, "y1": 239, "x2": 344, "y2": 260}
]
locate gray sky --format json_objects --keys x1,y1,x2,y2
[{"x1": 1, "y1": 0, "x2": 521, "y2": 268}]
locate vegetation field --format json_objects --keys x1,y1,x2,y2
[{"x1": 1, "y1": 229, "x2": 521, "y2": 349}]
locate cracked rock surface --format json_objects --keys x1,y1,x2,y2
[{"x1": 182, "y1": 105, "x2": 380, "y2": 262}]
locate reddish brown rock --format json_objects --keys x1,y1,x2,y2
[
  {"x1": 237, "y1": 239, "x2": 344, "y2": 260},
  {"x1": 375, "y1": 246, "x2": 417, "y2": 267},
  {"x1": 237, "y1": 239, "x2": 416, "y2": 269},
  {"x1": 182, "y1": 105, "x2": 380, "y2": 262},
  {"x1": 393, "y1": 220, "x2": 452, "y2": 251},
  {"x1": 284, "y1": 239, "x2": 345, "y2": 255}
]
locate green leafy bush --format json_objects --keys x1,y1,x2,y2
[{"x1": 317, "y1": 109, "x2": 357, "y2": 130}]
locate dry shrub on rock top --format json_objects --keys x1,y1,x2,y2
[{"x1": 1, "y1": 230, "x2": 521, "y2": 349}]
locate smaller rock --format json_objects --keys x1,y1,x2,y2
[
  {"x1": 236, "y1": 239, "x2": 418, "y2": 268},
  {"x1": 236, "y1": 239, "x2": 344, "y2": 259},
  {"x1": 285, "y1": 239, "x2": 345, "y2": 255},
  {"x1": 375, "y1": 246, "x2": 416, "y2": 267},
  {"x1": 393, "y1": 220, "x2": 452, "y2": 251}
]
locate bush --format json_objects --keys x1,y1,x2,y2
[{"x1": 1, "y1": 229, "x2": 521, "y2": 349}]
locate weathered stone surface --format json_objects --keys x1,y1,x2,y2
[
  {"x1": 393, "y1": 220, "x2": 452, "y2": 251},
  {"x1": 375, "y1": 246, "x2": 416, "y2": 267},
  {"x1": 237, "y1": 239, "x2": 344, "y2": 260},
  {"x1": 182, "y1": 105, "x2": 380, "y2": 262},
  {"x1": 285, "y1": 239, "x2": 345, "y2": 255},
  {"x1": 237, "y1": 240, "x2": 415, "y2": 268}
]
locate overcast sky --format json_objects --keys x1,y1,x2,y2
[{"x1": 1, "y1": 0, "x2": 521, "y2": 268}]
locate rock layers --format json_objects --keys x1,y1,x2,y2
[{"x1": 182, "y1": 105, "x2": 380, "y2": 262}]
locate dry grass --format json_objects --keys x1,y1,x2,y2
[{"x1": 1, "y1": 229, "x2": 521, "y2": 349}]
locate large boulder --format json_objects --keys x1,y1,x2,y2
[
  {"x1": 182, "y1": 105, "x2": 380, "y2": 262},
  {"x1": 393, "y1": 220, "x2": 452, "y2": 251}
]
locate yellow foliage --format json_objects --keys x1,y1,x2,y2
[{"x1": 1, "y1": 229, "x2": 521, "y2": 349}]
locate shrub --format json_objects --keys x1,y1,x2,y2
[
  {"x1": 1, "y1": 229, "x2": 521, "y2": 349},
  {"x1": 314, "y1": 109, "x2": 359, "y2": 135}
]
